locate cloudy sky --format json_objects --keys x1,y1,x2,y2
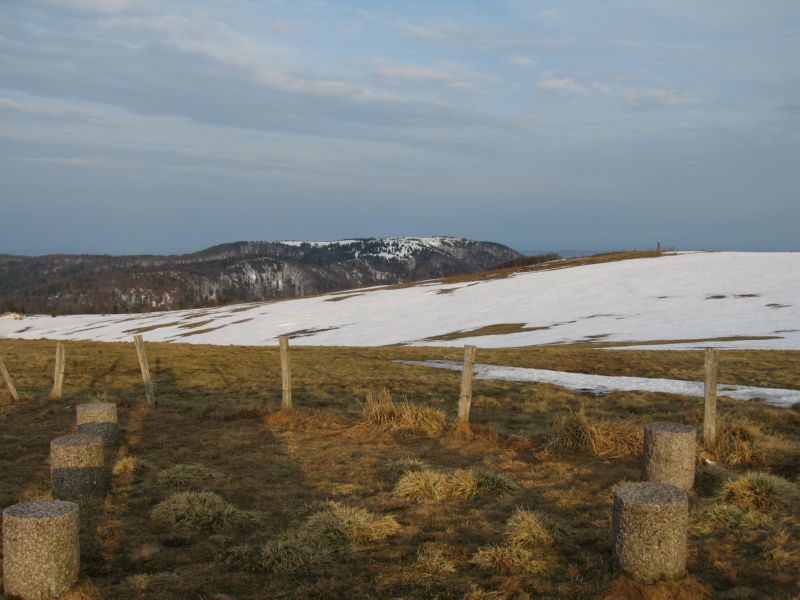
[{"x1": 1, "y1": 0, "x2": 798, "y2": 255}]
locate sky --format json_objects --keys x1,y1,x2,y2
[{"x1": 1, "y1": 0, "x2": 798, "y2": 256}]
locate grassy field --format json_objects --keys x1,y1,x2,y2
[{"x1": 0, "y1": 338, "x2": 798, "y2": 599}]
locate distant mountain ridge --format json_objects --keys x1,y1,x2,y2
[{"x1": 0, "y1": 237, "x2": 520, "y2": 315}]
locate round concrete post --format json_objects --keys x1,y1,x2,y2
[
  {"x1": 612, "y1": 482, "x2": 688, "y2": 583},
  {"x1": 50, "y1": 434, "x2": 109, "y2": 499},
  {"x1": 76, "y1": 402, "x2": 117, "y2": 425},
  {"x1": 76, "y1": 402, "x2": 119, "y2": 446},
  {"x1": 643, "y1": 421, "x2": 696, "y2": 491},
  {"x1": 2, "y1": 500, "x2": 80, "y2": 599},
  {"x1": 77, "y1": 422, "x2": 119, "y2": 447}
]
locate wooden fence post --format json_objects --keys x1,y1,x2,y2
[
  {"x1": 703, "y1": 347, "x2": 718, "y2": 449},
  {"x1": 457, "y1": 345, "x2": 477, "y2": 428},
  {"x1": 133, "y1": 335, "x2": 156, "y2": 406},
  {"x1": 279, "y1": 335, "x2": 292, "y2": 410},
  {"x1": 50, "y1": 343, "x2": 65, "y2": 400},
  {"x1": 0, "y1": 356, "x2": 20, "y2": 403}
]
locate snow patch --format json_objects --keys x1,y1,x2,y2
[{"x1": 401, "y1": 360, "x2": 800, "y2": 408}]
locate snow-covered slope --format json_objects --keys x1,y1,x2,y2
[{"x1": 1, "y1": 252, "x2": 798, "y2": 350}]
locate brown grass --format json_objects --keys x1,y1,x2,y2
[
  {"x1": 472, "y1": 543, "x2": 549, "y2": 574},
  {"x1": 700, "y1": 418, "x2": 798, "y2": 469},
  {"x1": 226, "y1": 501, "x2": 399, "y2": 573},
  {"x1": 178, "y1": 319, "x2": 216, "y2": 330},
  {"x1": 324, "y1": 293, "x2": 365, "y2": 302},
  {"x1": 155, "y1": 463, "x2": 219, "y2": 490},
  {"x1": 112, "y1": 454, "x2": 144, "y2": 478},
  {"x1": 698, "y1": 502, "x2": 774, "y2": 530},
  {"x1": 361, "y1": 389, "x2": 446, "y2": 435},
  {"x1": 425, "y1": 322, "x2": 550, "y2": 342},
  {"x1": 393, "y1": 467, "x2": 517, "y2": 502},
  {"x1": 174, "y1": 324, "x2": 228, "y2": 338},
  {"x1": 471, "y1": 507, "x2": 558, "y2": 576},
  {"x1": 0, "y1": 338, "x2": 797, "y2": 599},
  {"x1": 503, "y1": 507, "x2": 555, "y2": 547},
  {"x1": 694, "y1": 462, "x2": 735, "y2": 496},
  {"x1": 720, "y1": 472, "x2": 798, "y2": 511},
  {"x1": 380, "y1": 457, "x2": 428, "y2": 482},
  {"x1": 601, "y1": 576, "x2": 713, "y2": 600},
  {"x1": 546, "y1": 407, "x2": 643, "y2": 458},
  {"x1": 124, "y1": 321, "x2": 182, "y2": 334},
  {"x1": 150, "y1": 491, "x2": 254, "y2": 531},
  {"x1": 61, "y1": 579, "x2": 103, "y2": 600},
  {"x1": 406, "y1": 543, "x2": 458, "y2": 586}
]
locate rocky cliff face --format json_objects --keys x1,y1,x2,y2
[{"x1": 0, "y1": 237, "x2": 520, "y2": 315}]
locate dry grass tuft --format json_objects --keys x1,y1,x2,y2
[
  {"x1": 112, "y1": 454, "x2": 145, "y2": 478},
  {"x1": 721, "y1": 472, "x2": 798, "y2": 512},
  {"x1": 380, "y1": 457, "x2": 428, "y2": 482},
  {"x1": 763, "y1": 528, "x2": 797, "y2": 569},
  {"x1": 129, "y1": 542, "x2": 161, "y2": 562},
  {"x1": 694, "y1": 462, "x2": 736, "y2": 496},
  {"x1": 471, "y1": 507, "x2": 558, "y2": 575},
  {"x1": 226, "y1": 501, "x2": 400, "y2": 573},
  {"x1": 150, "y1": 491, "x2": 252, "y2": 531},
  {"x1": 471, "y1": 544, "x2": 549, "y2": 574},
  {"x1": 462, "y1": 586, "x2": 507, "y2": 600},
  {"x1": 702, "y1": 418, "x2": 796, "y2": 468},
  {"x1": 393, "y1": 469, "x2": 449, "y2": 502},
  {"x1": 602, "y1": 575, "x2": 713, "y2": 599},
  {"x1": 306, "y1": 500, "x2": 401, "y2": 544},
  {"x1": 405, "y1": 543, "x2": 458, "y2": 587},
  {"x1": 361, "y1": 389, "x2": 446, "y2": 436},
  {"x1": 122, "y1": 572, "x2": 182, "y2": 592},
  {"x1": 155, "y1": 463, "x2": 219, "y2": 490},
  {"x1": 393, "y1": 467, "x2": 516, "y2": 503},
  {"x1": 264, "y1": 408, "x2": 350, "y2": 430},
  {"x1": 547, "y1": 408, "x2": 642, "y2": 458},
  {"x1": 474, "y1": 469, "x2": 519, "y2": 497},
  {"x1": 699, "y1": 502, "x2": 774, "y2": 530},
  {"x1": 18, "y1": 481, "x2": 54, "y2": 502},
  {"x1": 715, "y1": 420, "x2": 768, "y2": 466},
  {"x1": 504, "y1": 507, "x2": 554, "y2": 547},
  {"x1": 61, "y1": 579, "x2": 103, "y2": 600}
]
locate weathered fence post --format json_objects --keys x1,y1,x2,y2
[
  {"x1": 457, "y1": 345, "x2": 477, "y2": 428},
  {"x1": 50, "y1": 343, "x2": 65, "y2": 400},
  {"x1": 133, "y1": 335, "x2": 156, "y2": 406},
  {"x1": 0, "y1": 356, "x2": 20, "y2": 403},
  {"x1": 279, "y1": 335, "x2": 292, "y2": 410},
  {"x1": 703, "y1": 348, "x2": 718, "y2": 449}
]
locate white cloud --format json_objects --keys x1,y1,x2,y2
[
  {"x1": 506, "y1": 55, "x2": 538, "y2": 67},
  {"x1": 594, "y1": 82, "x2": 703, "y2": 109},
  {"x1": 0, "y1": 97, "x2": 113, "y2": 124},
  {"x1": 375, "y1": 65, "x2": 455, "y2": 84},
  {"x1": 397, "y1": 18, "x2": 574, "y2": 53},
  {"x1": 537, "y1": 78, "x2": 588, "y2": 95},
  {"x1": 372, "y1": 61, "x2": 498, "y2": 93}
]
